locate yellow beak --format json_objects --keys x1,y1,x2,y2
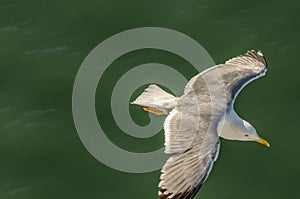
[{"x1": 256, "y1": 137, "x2": 270, "y2": 147}]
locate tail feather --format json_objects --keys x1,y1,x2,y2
[{"x1": 131, "y1": 84, "x2": 177, "y2": 114}]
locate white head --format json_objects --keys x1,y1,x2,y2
[{"x1": 220, "y1": 116, "x2": 270, "y2": 147}]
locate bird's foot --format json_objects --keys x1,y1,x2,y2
[{"x1": 143, "y1": 107, "x2": 166, "y2": 115}]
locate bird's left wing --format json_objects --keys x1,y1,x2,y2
[{"x1": 215, "y1": 50, "x2": 267, "y2": 105}]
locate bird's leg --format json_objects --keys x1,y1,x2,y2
[{"x1": 143, "y1": 107, "x2": 166, "y2": 115}]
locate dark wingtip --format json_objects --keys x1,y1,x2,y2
[
  {"x1": 246, "y1": 50, "x2": 267, "y2": 66},
  {"x1": 158, "y1": 185, "x2": 203, "y2": 199},
  {"x1": 159, "y1": 187, "x2": 171, "y2": 199},
  {"x1": 225, "y1": 50, "x2": 267, "y2": 67}
]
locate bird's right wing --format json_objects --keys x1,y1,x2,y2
[
  {"x1": 159, "y1": 64, "x2": 227, "y2": 199},
  {"x1": 159, "y1": 140, "x2": 220, "y2": 199}
]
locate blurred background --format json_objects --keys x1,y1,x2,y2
[{"x1": 0, "y1": 0, "x2": 299, "y2": 198}]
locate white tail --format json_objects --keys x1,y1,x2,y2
[{"x1": 131, "y1": 84, "x2": 177, "y2": 114}]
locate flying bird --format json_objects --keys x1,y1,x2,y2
[{"x1": 131, "y1": 50, "x2": 270, "y2": 199}]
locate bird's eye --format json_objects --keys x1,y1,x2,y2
[{"x1": 245, "y1": 134, "x2": 249, "y2": 137}]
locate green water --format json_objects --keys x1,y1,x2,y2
[{"x1": 1, "y1": 0, "x2": 299, "y2": 198}]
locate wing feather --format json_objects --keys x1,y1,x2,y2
[{"x1": 219, "y1": 50, "x2": 267, "y2": 103}]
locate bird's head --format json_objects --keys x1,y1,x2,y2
[{"x1": 239, "y1": 120, "x2": 270, "y2": 147}]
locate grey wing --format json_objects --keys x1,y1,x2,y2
[
  {"x1": 185, "y1": 50, "x2": 267, "y2": 106},
  {"x1": 216, "y1": 50, "x2": 267, "y2": 104},
  {"x1": 159, "y1": 141, "x2": 220, "y2": 199},
  {"x1": 159, "y1": 66, "x2": 226, "y2": 199}
]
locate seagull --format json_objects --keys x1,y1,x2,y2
[{"x1": 131, "y1": 50, "x2": 270, "y2": 199}]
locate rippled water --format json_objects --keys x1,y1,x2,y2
[{"x1": 0, "y1": 0, "x2": 299, "y2": 198}]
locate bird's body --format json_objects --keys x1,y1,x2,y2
[{"x1": 131, "y1": 50, "x2": 269, "y2": 199}]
